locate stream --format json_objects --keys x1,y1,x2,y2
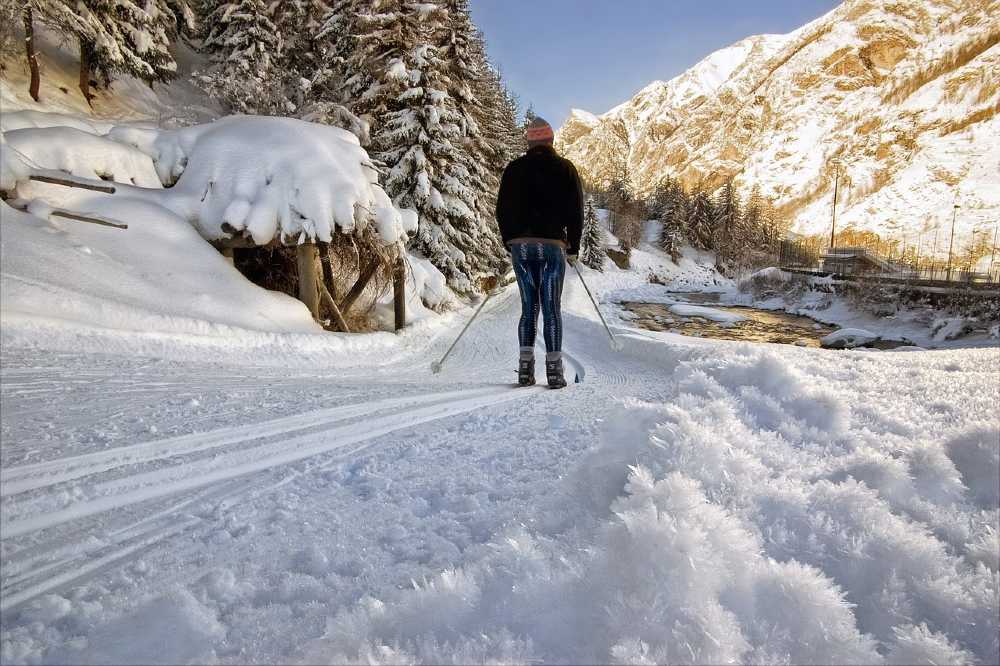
[{"x1": 621, "y1": 293, "x2": 907, "y2": 349}]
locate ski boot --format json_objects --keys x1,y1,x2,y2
[
  {"x1": 518, "y1": 357, "x2": 536, "y2": 386},
  {"x1": 546, "y1": 357, "x2": 567, "y2": 389}
]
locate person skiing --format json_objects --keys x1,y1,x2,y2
[{"x1": 495, "y1": 116, "x2": 584, "y2": 389}]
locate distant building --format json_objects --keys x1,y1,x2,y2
[{"x1": 820, "y1": 247, "x2": 896, "y2": 275}]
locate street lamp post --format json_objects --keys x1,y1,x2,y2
[
  {"x1": 946, "y1": 200, "x2": 959, "y2": 282},
  {"x1": 990, "y1": 221, "x2": 999, "y2": 283},
  {"x1": 829, "y1": 163, "x2": 840, "y2": 249}
]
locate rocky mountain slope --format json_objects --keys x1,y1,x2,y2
[{"x1": 557, "y1": 0, "x2": 1000, "y2": 250}]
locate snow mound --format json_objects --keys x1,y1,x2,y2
[
  {"x1": 300, "y1": 347, "x2": 998, "y2": 664},
  {"x1": 5, "y1": 126, "x2": 162, "y2": 188},
  {"x1": 0, "y1": 109, "x2": 116, "y2": 135},
  {"x1": 669, "y1": 303, "x2": 746, "y2": 324},
  {"x1": 821, "y1": 327, "x2": 880, "y2": 349},
  {"x1": 110, "y1": 116, "x2": 418, "y2": 245},
  {"x1": 0, "y1": 200, "x2": 320, "y2": 337},
  {"x1": 0, "y1": 134, "x2": 33, "y2": 192}
]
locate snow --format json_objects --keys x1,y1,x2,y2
[
  {"x1": 668, "y1": 303, "x2": 746, "y2": 324},
  {"x1": 0, "y1": 200, "x2": 321, "y2": 336},
  {"x1": 5, "y1": 126, "x2": 162, "y2": 188},
  {"x1": 108, "y1": 116, "x2": 418, "y2": 245},
  {"x1": 821, "y1": 327, "x2": 881, "y2": 349},
  {"x1": 2, "y1": 43, "x2": 999, "y2": 665}
]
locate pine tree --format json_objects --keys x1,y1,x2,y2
[
  {"x1": 659, "y1": 189, "x2": 689, "y2": 259},
  {"x1": 342, "y1": 0, "x2": 494, "y2": 291},
  {"x1": 435, "y1": 0, "x2": 507, "y2": 276},
  {"x1": 688, "y1": 189, "x2": 717, "y2": 250},
  {"x1": 714, "y1": 179, "x2": 741, "y2": 269},
  {"x1": 198, "y1": 0, "x2": 282, "y2": 113},
  {"x1": 307, "y1": 0, "x2": 368, "y2": 140},
  {"x1": 580, "y1": 196, "x2": 606, "y2": 271}
]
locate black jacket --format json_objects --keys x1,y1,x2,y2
[{"x1": 495, "y1": 145, "x2": 584, "y2": 255}]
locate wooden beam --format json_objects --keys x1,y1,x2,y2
[
  {"x1": 338, "y1": 257, "x2": 381, "y2": 316},
  {"x1": 210, "y1": 236, "x2": 258, "y2": 250},
  {"x1": 296, "y1": 243, "x2": 320, "y2": 320},
  {"x1": 4, "y1": 200, "x2": 127, "y2": 229},
  {"x1": 393, "y1": 255, "x2": 406, "y2": 331},
  {"x1": 319, "y1": 283, "x2": 351, "y2": 333},
  {"x1": 52, "y1": 209, "x2": 127, "y2": 229},
  {"x1": 29, "y1": 174, "x2": 115, "y2": 194}
]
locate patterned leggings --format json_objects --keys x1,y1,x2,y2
[{"x1": 511, "y1": 241, "x2": 566, "y2": 353}]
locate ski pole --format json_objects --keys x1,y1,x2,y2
[
  {"x1": 572, "y1": 261, "x2": 622, "y2": 351},
  {"x1": 431, "y1": 280, "x2": 505, "y2": 374}
]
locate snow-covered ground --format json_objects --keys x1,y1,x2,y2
[
  {"x1": 2, "y1": 48, "x2": 999, "y2": 665},
  {"x1": 2, "y1": 232, "x2": 998, "y2": 663}
]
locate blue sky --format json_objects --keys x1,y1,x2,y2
[{"x1": 468, "y1": 0, "x2": 842, "y2": 129}]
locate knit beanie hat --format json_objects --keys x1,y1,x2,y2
[{"x1": 526, "y1": 117, "x2": 555, "y2": 147}]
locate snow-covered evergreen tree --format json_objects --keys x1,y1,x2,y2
[
  {"x1": 659, "y1": 184, "x2": 689, "y2": 259},
  {"x1": 688, "y1": 189, "x2": 717, "y2": 250},
  {"x1": 59, "y1": 0, "x2": 178, "y2": 101},
  {"x1": 580, "y1": 197, "x2": 606, "y2": 271},
  {"x1": 198, "y1": 0, "x2": 282, "y2": 113},
  {"x1": 342, "y1": 0, "x2": 492, "y2": 291},
  {"x1": 714, "y1": 179, "x2": 741, "y2": 270},
  {"x1": 435, "y1": 0, "x2": 507, "y2": 276}
]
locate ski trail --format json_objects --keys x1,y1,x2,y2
[
  {"x1": 1, "y1": 386, "x2": 500, "y2": 496},
  {"x1": 0, "y1": 519, "x2": 200, "y2": 612},
  {"x1": 2, "y1": 386, "x2": 543, "y2": 539}
]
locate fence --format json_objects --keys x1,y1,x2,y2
[{"x1": 777, "y1": 239, "x2": 1000, "y2": 286}]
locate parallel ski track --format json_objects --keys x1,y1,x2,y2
[
  {"x1": 1, "y1": 386, "x2": 501, "y2": 497},
  {"x1": 1, "y1": 384, "x2": 541, "y2": 611}
]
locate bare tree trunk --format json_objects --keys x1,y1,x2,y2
[
  {"x1": 23, "y1": 6, "x2": 40, "y2": 102},
  {"x1": 78, "y1": 39, "x2": 93, "y2": 105}
]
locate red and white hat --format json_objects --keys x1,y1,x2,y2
[{"x1": 526, "y1": 117, "x2": 554, "y2": 146}]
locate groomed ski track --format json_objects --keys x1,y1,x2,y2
[{"x1": 0, "y1": 279, "x2": 657, "y2": 618}]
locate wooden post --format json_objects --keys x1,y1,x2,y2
[
  {"x1": 392, "y1": 255, "x2": 406, "y2": 331},
  {"x1": 296, "y1": 243, "x2": 320, "y2": 320},
  {"x1": 339, "y1": 257, "x2": 381, "y2": 316},
  {"x1": 319, "y1": 284, "x2": 351, "y2": 333}
]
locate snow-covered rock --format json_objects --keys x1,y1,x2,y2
[
  {"x1": 668, "y1": 303, "x2": 746, "y2": 325},
  {"x1": 821, "y1": 327, "x2": 880, "y2": 349}
]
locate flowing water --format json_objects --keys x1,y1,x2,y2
[{"x1": 622, "y1": 294, "x2": 907, "y2": 349}]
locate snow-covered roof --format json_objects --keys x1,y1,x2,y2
[
  {"x1": 109, "y1": 116, "x2": 417, "y2": 246},
  {"x1": 4, "y1": 113, "x2": 417, "y2": 247}
]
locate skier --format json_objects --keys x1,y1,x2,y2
[{"x1": 495, "y1": 116, "x2": 584, "y2": 389}]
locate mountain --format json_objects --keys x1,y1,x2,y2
[{"x1": 557, "y1": 0, "x2": 1000, "y2": 249}]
